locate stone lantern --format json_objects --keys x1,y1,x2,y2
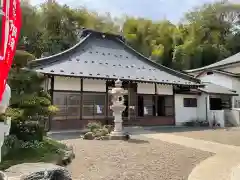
[
  {"x1": 109, "y1": 79, "x2": 128, "y2": 140},
  {"x1": 0, "y1": 83, "x2": 11, "y2": 163}
]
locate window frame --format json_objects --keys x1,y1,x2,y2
[
  {"x1": 183, "y1": 98, "x2": 197, "y2": 108},
  {"x1": 82, "y1": 92, "x2": 106, "y2": 119},
  {"x1": 137, "y1": 94, "x2": 155, "y2": 117},
  {"x1": 52, "y1": 91, "x2": 81, "y2": 120},
  {"x1": 157, "y1": 95, "x2": 174, "y2": 117}
]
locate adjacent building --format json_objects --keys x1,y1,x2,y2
[
  {"x1": 186, "y1": 53, "x2": 240, "y2": 108},
  {"x1": 29, "y1": 29, "x2": 238, "y2": 131}
]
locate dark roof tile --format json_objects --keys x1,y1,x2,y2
[{"x1": 31, "y1": 29, "x2": 201, "y2": 86}]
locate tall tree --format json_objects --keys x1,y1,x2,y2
[
  {"x1": 3, "y1": 0, "x2": 239, "y2": 70},
  {"x1": 173, "y1": 1, "x2": 240, "y2": 70}
]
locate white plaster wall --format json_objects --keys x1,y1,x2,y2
[
  {"x1": 54, "y1": 76, "x2": 81, "y2": 91},
  {"x1": 175, "y1": 94, "x2": 199, "y2": 125},
  {"x1": 208, "y1": 110, "x2": 225, "y2": 127},
  {"x1": 225, "y1": 109, "x2": 240, "y2": 126},
  {"x1": 157, "y1": 84, "x2": 173, "y2": 95},
  {"x1": 41, "y1": 78, "x2": 51, "y2": 91},
  {"x1": 197, "y1": 93, "x2": 208, "y2": 121},
  {"x1": 231, "y1": 78, "x2": 240, "y2": 108},
  {"x1": 198, "y1": 72, "x2": 233, "y2": 89},
  {"x1": 83, "y1": 79, "x2": 106, "y2": 92},
  {"x1": 137, "y1": 83, "x2": 155, "y2": 94},
  {"x1": 48, "y1": 78, "x2": 51, "y2": 90}
]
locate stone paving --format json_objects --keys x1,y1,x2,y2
[
  {"x1": 62, "y1": 136, "x2": 211, "y2": 180},
  {"x1": 56, "y1": 126, "x2": 240, "y2": 180}
]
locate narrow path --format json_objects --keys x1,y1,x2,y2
[
  {"x1": 132, "y1": 129, "x2": 240, "y2": 180},
  {"x1": 142, "y1": 133, "x2": 240, "y2": 154},
  {"x1": 188, "y1": 155, "x2": 240, "y2": 180}
]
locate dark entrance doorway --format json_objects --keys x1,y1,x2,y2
[
  {"x1": 157, "y1": 96, "x2": 165, "y2": 116},
  {"x1": 122, "y1": 95, "x2": 128, "y2": 117}
]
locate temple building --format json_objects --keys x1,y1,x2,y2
[{"x1": 29, "y1": 29, "x2": 238, "y2": 131}]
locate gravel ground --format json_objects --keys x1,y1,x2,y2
[
  {"x1": 170, "y1": 128, "x2": 240, "y2": 146},
  {"x1": 62, "y1": 138, "x2": 212, "y2": 180}
]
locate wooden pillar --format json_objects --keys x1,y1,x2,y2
[
  {"x1": 43, "y1": 75, "x2": 49, "y2": 91},
  {"x1": 80, "y1": 79, "x2": 83, "y2": 120},
  {"x1": 48, "y1": 75, "x2": 54, "y2": 131},
  {"x1": 50, "y1": 76, "x2": 54, "y2": 104},
  {"x1": 135, "y1": 83, "x2": 138, "y2": 118},
  {"x1": 128, "y1": 82, "x2": 131, "y2": 121},
  {"x1": 172, "y1": 85, "x2": 176, "y2": 125},
  {"x1": 105, "y1": 81, "x2": 109, "y2": 124},
  {"x1": 155, "y1": 83, "x2": 158, "y2": 117}
]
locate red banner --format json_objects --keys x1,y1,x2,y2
[{"x1": 0, "y1": 0, "x2": 22, "y2": 101}]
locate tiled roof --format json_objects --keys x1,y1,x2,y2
[
  {"x1": 29, "y1": 29, "x2": 202, "y2": 86},
  {"x1": 185, "y1": 52, "x2": 240, "y2": 73},
  {"x1": 198, "y1": 82, "x2": 238, "y2": 96},
  {"x1": 195, "y1": 69, "x2": 240, "y2": 78}
]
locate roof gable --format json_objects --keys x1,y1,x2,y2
[
  {"x1": 195, "y1": 69, "x2": 239, "y2": 78},
  {"x1": 30, "y1": 29, "x2": 200, "y2": 86},
  {"x1": 185, "y1": 52, "x2": 240, "y2": 73}
]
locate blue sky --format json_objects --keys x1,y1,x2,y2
[{"x1": 30, "y1": 0, "x2": 237, "y2": 23}]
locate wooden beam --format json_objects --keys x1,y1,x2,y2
[
  {"x1": 155, "y1": 83, "x2": 158, "y2": 117},
  {"x1": 80, "y1": 79, "x2": 83, "y2": 120},
  {"x1": 48, "y1": 75, "x2": 54, "y2": 131},
  {"x1": 105, "y1": 81, "x2": 109, "y2": 124},
  {"x1": 172, "y1": 85, "x2": 176, "y2": 126}
]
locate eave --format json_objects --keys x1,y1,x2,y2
[{"x1": 41, "y1": 72, "x2": 203, "y2": 88}]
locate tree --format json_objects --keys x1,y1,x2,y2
[
  {"x1": 172, "y1": 1, "x2": 240, "y2": 70},
  {"x1": 6, "y1": 51, "x2": 58, "y2": 141},
  {"x1": 4, "y1": 0, "x2": 240, "y2": 71},
  {"x1": 18, "y1": 0, "x2": 45, "y2": 57},
  {"x1": 123, "y1": 18, "x2": 177, "y2": 67}
]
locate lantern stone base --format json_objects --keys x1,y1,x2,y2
[{"x1": 110, "y1": 131, "x2": 130, "y2": 140}]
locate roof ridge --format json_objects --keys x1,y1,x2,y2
[{"x1": 32, "y1": 33, "x2": 91, "y2": 63}]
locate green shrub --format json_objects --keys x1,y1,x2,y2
[
  {"x1": 86, "y1": 122, "x2": 102, "y2": 132},
  {"x1": 2, "y1": 135, "x2": 21, "y2": 157},
  {"x1": 183, "y1": 119, "x2": 210, "y2": 127},
  {"x1": 197, "y1": 120, "x2": 209, "y2": 127},
  {"x1": 0, "y1": 114, "x2": 5, "y2": 122},
  {"x1": 7, "y1": 59, "x2": 59, "y2": 142},
  {"x1": 183, "y1": 120, "x2": 197, "y2": 127},
  {"x1": 0, "y1": 137, "x2": 68, "y2": 170},
  {"x1": 83, "y1": 132, "x2": 95, "y2": 140},
  {"x1": 2, "y1": 135, "x2": 44, "y2": 157},
  {"x1": 94, "y1": 128, "x2": 109, "y2": 137},
  {"x1": 20, "y1": 140, "x2": 44, "y2": 149},
  {"x1": 103, "y1": 125, "x2": 113, "y2": 133},
  {"x1": 10, "y1": 121, "x2": 45, "y2": 141}
]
